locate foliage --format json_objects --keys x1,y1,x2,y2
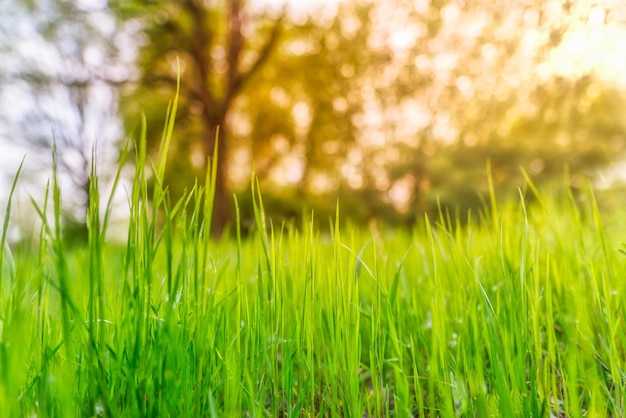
[{"x1": 113, "y1": 0, "x2": 626, "y2": 231}]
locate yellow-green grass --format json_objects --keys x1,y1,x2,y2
[{"x1": 1, "y1": 91, "x2": 625, "y2": 416}]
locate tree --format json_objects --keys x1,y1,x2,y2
[
  {"x1": 114, "y1": 0, "x2": 285, "y2": 236},
  {"x1": 229, "y1": 1, "x2": 387, "y2": 220},
  {"x1": 116, "y1": 0, "x2": 626, "y2": 231},
  {"x1": 235, "y1": 0, "x2": 626, "y2": 225},
  {"x1": 317, "y1": 0, "x2": 626, "y2": 223},
  {"x1": 0, "y1": 0, "x2": 131, "y2": 241}
]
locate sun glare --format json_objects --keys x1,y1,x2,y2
[{"x1": 544, "y1": 6, "x2": 626, "y2": 88}]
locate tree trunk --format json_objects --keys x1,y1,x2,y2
[{"x1": 178, "y1": 0, "x2": 283, "y2": 237}]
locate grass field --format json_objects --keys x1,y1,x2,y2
[{"x1": 2, "y1": 99, "x2": 626, "y2": 416}]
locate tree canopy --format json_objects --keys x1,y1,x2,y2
[{"x1": 3, "y1": 0, "x2": 626, "y2": 237}]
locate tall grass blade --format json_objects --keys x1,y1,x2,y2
[{"x1": 0, "y1": 157, "x2": 24, "y2": 288}]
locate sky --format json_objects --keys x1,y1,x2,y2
[{"x1": 545, "y1": 1, "x2": 626, "y2": 89}]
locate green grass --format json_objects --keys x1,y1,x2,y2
[{"x1": 2, "y1": 95, "x2": 626, "y2": 416}]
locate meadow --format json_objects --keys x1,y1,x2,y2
[{"x1": 1, "y1": 104, "x2": 626, "y2": 417}]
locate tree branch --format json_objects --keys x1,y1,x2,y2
[
  {"x1": 227, "y1": 0, "x2": 244, "y2": 98},
  {"x1": 181, "y1": 0, "x2": 220, "y2": 123},
  {"x1": 225, "y1": 7, "x2": 285, "y2": 108}
]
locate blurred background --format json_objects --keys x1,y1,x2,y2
[{"x1": 1, "y1": 0, "x2": 625, "y2": 240}]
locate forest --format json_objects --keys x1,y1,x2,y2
[{"x1": 1, "y1": 0, "x2": 625, "y2": 238}]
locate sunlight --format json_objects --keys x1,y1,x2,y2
[{"x1": 544, "y1": 9, "x2": 626, "y2": 88}]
